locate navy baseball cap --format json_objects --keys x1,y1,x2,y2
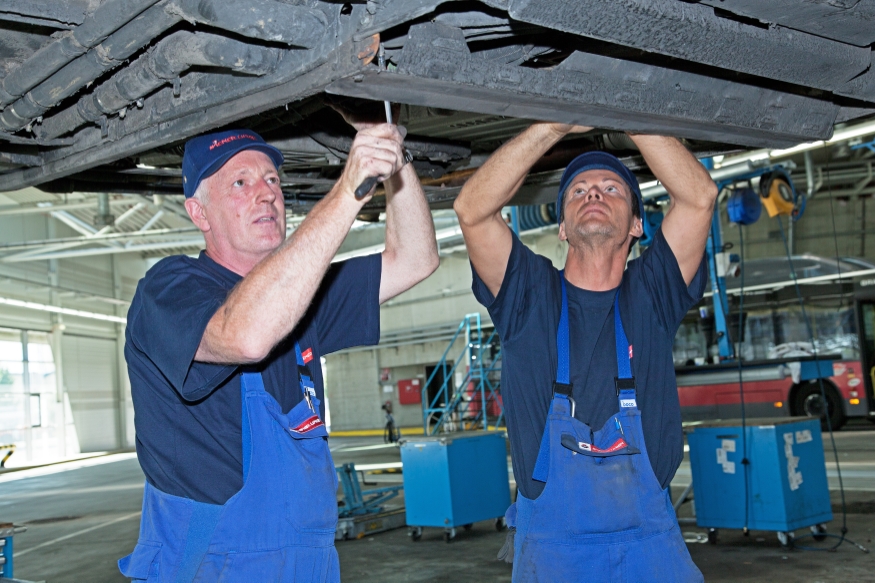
[
  {"x1": 182, "y1": 129, "x2": 284, "y2": 198},
  {"x1": 556, "y1": 151, "x2": 643, "y2": 224}
]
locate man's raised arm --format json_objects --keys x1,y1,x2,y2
[
  {"x1": 194, "y1": 125, "x2": 407, "y2": 364},
  {"x1": 627, "y1": 135, "x2": 718, "y2": 285},
  {"x1": 453, "y1": 123, "x2": 590, "y2": 297},
  {"x1": 380, "y1": 162, "x2": 439, "y2": 303}
]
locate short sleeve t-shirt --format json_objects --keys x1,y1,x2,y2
[
  {"x1": 472, "y1": 229, "x2": 706, "y2": 500},
  {"x1": 125, "y1": 251, "x2": 382, "y2": 504}
]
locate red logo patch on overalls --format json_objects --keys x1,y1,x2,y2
[
  {"x1": 301, "y1": 347, "x2": 314, "y2": 364},
  {"x1": 291, "y1": 415, "x2": 323, "y2": 434},
  {"x1": 578, "y1": 438, "x2": 628, "y2": 453}
]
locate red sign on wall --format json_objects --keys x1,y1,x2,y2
[{"x1": 397, "y1": 379, "x2": 422, "y2": 405}]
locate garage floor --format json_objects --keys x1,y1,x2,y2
[{"x1": 3, "y1": 421, "x2": 873, "y2": 583}]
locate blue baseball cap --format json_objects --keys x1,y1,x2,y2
[
  {"x1": 182, "y1": 129, "x2": 284, "y2": 198},
  {"x1": 556, "y1": 151, "x2": 643, "y2": 224}
]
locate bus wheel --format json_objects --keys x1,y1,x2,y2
[{"x1": 793, "y1": 381, "x2": 845, "y2": 431}]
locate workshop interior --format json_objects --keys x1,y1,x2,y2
[{"x1": 0, "y1": 0, "x2": 874, "y2": 581}]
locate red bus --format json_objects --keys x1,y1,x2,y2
[{"x1": 674, "y1": 256, "x2": 875, "y2": 430}]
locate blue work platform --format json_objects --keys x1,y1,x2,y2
[
  {"x1": 686, "y1": 417, "x2": 832, "y2": 545},
  {"x1": 400, "y1": 430, "x2": 510, "y2": 542}
]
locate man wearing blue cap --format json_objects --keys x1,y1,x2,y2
[
  {"x1": 120, "y1": 122, "x2": 438, "y2": 581},
  {"x1": 454, "y1": 123, "x2": 716, "y2": 581}
]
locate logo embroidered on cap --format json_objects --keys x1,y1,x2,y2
[
  {"x1": 208, "y1": 133, "x2": 257, "y2": 151},
  {"x1": 301, "y1": 347, "x2": 314, "y2": 364},
  {"x1": 291, "y1": 415, "x2": 324, "y2": 434},
  {"x1": 577, "y1": 438, "x2": 628, "y2": 453}
]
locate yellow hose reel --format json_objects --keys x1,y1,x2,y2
[{"x1": 758, "y1": 172, "x2": 796, "y2": 217}]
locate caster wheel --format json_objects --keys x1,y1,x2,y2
[
  {"x1": 707, "y1": 528, "x2": 718, "y2": 545},
  {"x1": 463, "y1": 523, "x2": 473, "y2": 531},
  {"x1": 409, "y1": 526, "x2": 422, "y2": 542},
  {"x1": 777, "y1": 531, "x2": 795, "y2": 548},
  {"x1": 444, "y1": 527, "x2": 456, "y2": 543},
  {"x1": 495, "y1": 517, "x2": 506, "y2": 531},
  {"x1": 810, "y1": 524, "x2": 827, "y2": 542}
]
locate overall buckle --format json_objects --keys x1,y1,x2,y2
[
  {"x1": 614, "y1": 377, "x2": 636, "y2": 396},
  {"x1": 552, "y1": 382, "x2": 575, "y2": 417}
]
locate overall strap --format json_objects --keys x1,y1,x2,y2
[
  {"x1": 240, "y1": 372, "x2": 261, "y2": 481},
  {"x1": 556, "y1": 274, "x2": 571, "y2": 386},
  {"x1": 613, "y1": 292, "x2": 638, "y2": 410},
  {"x1": 533, "y1": 273, "x2": 573, "y2": 483}
]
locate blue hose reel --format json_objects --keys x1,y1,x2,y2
[{"x1": 727, "y1": 187, "x2": 762, "y2": 225}]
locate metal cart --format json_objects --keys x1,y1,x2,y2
[
  {"x1": 685, "y1": 417, "x2": 832, "y2": 546},
  {"x1": 400, "y1": 430, "x2": 510, "y2": 542}
]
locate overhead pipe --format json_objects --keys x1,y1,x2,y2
[
  {"x1": 0, "y1": 0, "x2": 327, "y2": 132},
  {"x1": 0, "y1": 2, "x2": 184, "y2": 131},
  {"x1": 0, "y1": 0, "x2": 162, "y2": 107},
  {"x1": 36, "y1": 32, "x2": 282, "y2": 140},
  {"x1": 640, "y1": 160, "x2": 761, "y2": 201}
]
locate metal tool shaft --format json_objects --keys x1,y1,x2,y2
[{"x1": 355, "y1": 44, "x2": 394, "y2": 200}]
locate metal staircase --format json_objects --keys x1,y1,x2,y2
[{"x1": 421, "y1": 313, "x2": 504, "y2": 435}]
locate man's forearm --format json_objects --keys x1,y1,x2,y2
[
  {"x1": 198, "y1": 188, "x2": 362, "y2": 363},
  {"x1": 628, "y1": 134, "x2": 718, "y2": 284},
  {"x1": 454, "y1": 123, "x2": 567, "y2": 224},
  {"x1": 380, "y1": 164, "x2": 439, "y2": 303},
  {"x1": 627, "y1": 135, "x2": 715, "y2": 211}
]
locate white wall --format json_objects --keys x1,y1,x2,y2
[{"x1": 0, "y1": 198, "x2": 150, "y2": 463}]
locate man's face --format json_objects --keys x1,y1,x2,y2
[
  {"x1": 559, "y1": 168, "x2": 641, "y2": 246},
  {"x1": 188, "y1": 149, "x2": 286, "y2": 269}
]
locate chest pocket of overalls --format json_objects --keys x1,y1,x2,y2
[
  {"x1": 555, "y1": 412, "x2": 646, "y2": 536},
  {"x1": 271, "y1": 397, "x2": 339, "y2": 534}
]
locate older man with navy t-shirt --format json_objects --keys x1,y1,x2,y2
[
  {"x1": 454, "y1": 124, "x2": 717, "y2": 582},
  {"x1": 119, "y1": 121, "x2": 437, "y2": 581}
]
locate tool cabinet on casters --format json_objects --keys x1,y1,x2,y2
[
  {"x1": 400, "y1": 430, "x2": 510, "y2": 542},
  {"x1": 686, "y1": 417, "x2": 832, "y2": 546}
]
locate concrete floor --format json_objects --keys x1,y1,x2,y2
[{"x1": 2, "y1": 421, "x2": 873, "y2": 583}]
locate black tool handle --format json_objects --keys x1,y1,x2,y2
[{"x1": 354, "y1": 176, "x2": 380, "y2": 199}]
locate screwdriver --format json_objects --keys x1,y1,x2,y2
[{"x1": 354, "y1": 45, "x2": 412, "y2": 199}]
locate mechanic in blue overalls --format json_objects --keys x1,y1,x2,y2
[
  {"x1": 119, "y1": 119, "x2": 438, "y2": 581},
  {"x1": 454, "y1": 122, "x2": 717, "y2": 581}
]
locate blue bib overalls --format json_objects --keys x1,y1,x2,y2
[
  {"x1": 119, "y1": 344, "x2": 340, "y2": 582},
  {"x1": 508, "y1": 278, "x2": 704, "y2": 582}
]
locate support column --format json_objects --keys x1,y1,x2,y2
[
  {"x1": 48, "y1": 215, "x2": 67, "y2": 458},
  {"x1": 111, "y1": 254, "x2": 128, "y2": 449},
  {"x1": 21, "y1": 330, "x2": 32, "y2": 462}
]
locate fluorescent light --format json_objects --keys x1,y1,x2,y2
[
  {"x1": 0, "y1": 296, "x2": 126, "y2": 323},
  {"x1": 716, "y1": 118, "x2": 875, "y2": 168},
  {"x1": 769, "y1": 141, "x2": 825, "y2": 158},
  {"x1": 830, "y1": 119, "x2": 875, "y2": 143}
]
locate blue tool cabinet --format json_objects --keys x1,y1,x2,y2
[
  {"x1": 686, "y1": 417, "x2": 832, "y2": 542},
  {"x1": 400, "y1": 430, "x2": 510, "y2": 541}
]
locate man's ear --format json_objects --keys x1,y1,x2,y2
[
  {"x1": 184, "y1": 197, "x2": 210, "y2": 233},
  {"x1": 558, "y1": 220, "x2": 567, "y2": 241},
  {"x1": 630, "y1": 216, "x2": 644, "y2": 238}
]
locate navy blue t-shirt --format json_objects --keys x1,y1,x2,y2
[
  {"x1": 472, "y1": 228, "x2": 706, "y2": 500},
  {"x1": 125, "y1": 251, "x2": 381, "y2": 504}
]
